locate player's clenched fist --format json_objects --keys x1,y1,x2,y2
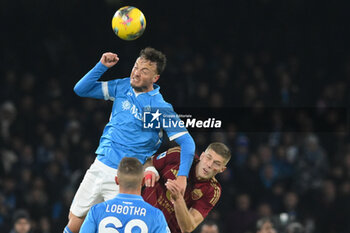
[{"x1": 100, "y1": 52, "x2": 119, "y2": 68}]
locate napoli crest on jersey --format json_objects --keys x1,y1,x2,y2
[
  {"x1": 191, "y1": 189, "x2": 203, "y2": 200},
  {"x1": 122, "y1": 100, "x2": 131, "y2": 110}
]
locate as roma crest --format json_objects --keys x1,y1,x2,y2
[{"x1": 191, "y1": 189, "x2": 203, "y2": 200}]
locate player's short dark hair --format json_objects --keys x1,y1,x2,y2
[
  {"x1": 118, "y1": 157, "x2": 143, "y2": 177},
  {"x1": 117, "y1": 157, "x2": 144, "y2": 189},
  {"x1": 139, "y1": 47, "x2": 167, "y2": 75},
  {"x1": 206, "y1": 142, "x2": 231, "y2": 164}
]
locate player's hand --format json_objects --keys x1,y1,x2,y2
[
  {"x1": 144, "y1": 170, "x2": 159, "y2": 187},
  {"x1": 100, "y1": 52, "x2": 119, "y2": 68},
  {"x1": 165, "y1": 179, "x2": 182, "y2": 202},
  {"x1": 174, "y1": 176, "x2": 187, "y2": 196}
]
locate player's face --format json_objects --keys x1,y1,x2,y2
[
  {"x1": 130, "y1": 57, "x2": 160, "y2": 93},
  {"x1": 197, "y1": 148, "x2": 227, "y2": 180}
]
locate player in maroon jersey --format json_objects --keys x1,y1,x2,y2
[{"x1": 142, "y1": 142, "x2": 231, "y2": 233}]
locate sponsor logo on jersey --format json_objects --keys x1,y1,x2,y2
[{"x1": 156, "y1": 151, "x2": 167, "y2": 160}]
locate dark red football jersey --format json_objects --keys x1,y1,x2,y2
[{"x1": 142, "y1": 147, "x2": 221, "y2": 233}]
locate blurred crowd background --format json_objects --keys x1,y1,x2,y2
[{"x1": 1, "y1": 0, "x2": 349, "y2": 232}]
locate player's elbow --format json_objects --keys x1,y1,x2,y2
[
  {"x1": 178, "y1": 215, "x2": 198, "y2": 233},
  {"x1": 180, "y1": 222, "x2": 197, "y2": 233},
  {"x1": 73, "y1": 83, "x2": 85, "y2": 97}
]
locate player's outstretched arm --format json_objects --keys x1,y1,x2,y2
[
  {"x1": 73, "y1": 53, "x2": 119, "y2": 100},
  {"x1": 173, "y1": 133, "x2": 195, "y2": 194},
  {"x1": 165, "y1": 179, "x2": 204, "y2": 233}
]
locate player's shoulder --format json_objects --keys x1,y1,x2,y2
[
  {"x1": 151, "y1": 94, "x2": 173, "y2": 108},
  {"x1": 88, "y1": 200, "x2": 109, "y2": 217},
  {"x1": 155, "y1": 147, "x2": 181, "y2": 160},
  {"x1": 117, "y1": 77, "x2": 131, "y2": 86},
  {"x1": 166, "y1": 146, "x2": 181, "y2": 155},
  {"x1": 198, "y1": 176, "x2": 222, "y2": 196},
  {"x1": 204, "y1": 177, "x2": 222, "y2": 205},
  {"x1": 140, "y1": 199, "x2": 163, "y2": 215},
  {"x1": 209, "y1": 177, "x2": 222, "y2": 190}
]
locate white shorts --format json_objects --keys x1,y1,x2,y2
[{"x1": 70, "y1": 158, "x2": 119, "y2": 217}]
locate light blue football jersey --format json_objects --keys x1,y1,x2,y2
[
  {"x1": 74, "y1": 62, "x2": 189, "y2": 169},
  {"x1": 79, "y1": 193, "x2": 170, "y2": 233}
]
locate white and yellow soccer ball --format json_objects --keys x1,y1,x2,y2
[{"x1": 112, "y1": 6, "x2": 146, "y2": 41}]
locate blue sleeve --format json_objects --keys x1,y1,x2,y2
[
  {"x1": 174, "y1": 133, "x2": 195, "y2": 177},
  {"x1": 79, "y1": 207, "x2": 97, "y2": 233},
  {"x1": 160, "y1": 106, "x2": 187, "y2": 140},
  {"x1": 74, "y1": 62, "x2": 118, "y2": 100},
  {"x1": 152, "y1": 210, "x2": 171, "y2": 233}
]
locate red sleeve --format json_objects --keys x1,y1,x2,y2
[
  {"x1": 152, "y1": 147, "x2": 181, "y2": 174},
  {"x1": 191, "y1": 181, "x2": 221, "y2": 219}
]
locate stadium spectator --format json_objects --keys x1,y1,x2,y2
[
  {"x1": 9, "y1": 209, "x2": 31, "y2": 233},
  {"x1": 199, "y1": 220, "x2": 220, "y2": 233},
  {"x1": 256, "y1": 217, "x2": 276, "y2": 233},
  {"x1": 225, "y1": 193, "x2": 257, "y2": 233}
]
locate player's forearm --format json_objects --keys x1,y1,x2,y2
[
  {"x1": 74, "y1": 62, "x2": 108, "y2": 98},
  {"x1": 174, "y1": 133, "x2": 195, "y2": 177},
  {"x1": 173, "y1": 197, "x2": 197, "y2": 233}
]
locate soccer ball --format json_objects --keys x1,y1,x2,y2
[{"x1": 111, "y1": 6, "x2": 146, "y2": 41}]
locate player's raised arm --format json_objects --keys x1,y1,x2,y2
[
  {"x1": 173, "y1": 133, "x2": 195, "y2": 194},
  {"x1": 73, "y1": 53, "x2": 119, "y2": 100}
]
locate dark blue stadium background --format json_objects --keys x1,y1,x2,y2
[{"x1": 1, "y1": 0, "x2": 350, "y2": 232}]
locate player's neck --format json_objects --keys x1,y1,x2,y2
[
  {"x1": 119, "y1": 187, "x2": 141, "y2": 196},
  {"x1": 133, "y1": 87, "x2": 153, "y2": 94}
]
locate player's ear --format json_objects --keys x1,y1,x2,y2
[
  {"x1": 115, "y1": 176, "x2": 119, "y2": 185},
  {"x1": 141, "y1": 177, "x2": 145, "y2": 186},
  {"x1": 220, "y1": 166, "x2": 227, "y2": 173},
  {"x1": 153, "y1": 75, "x2": 160, "y2": 83}
]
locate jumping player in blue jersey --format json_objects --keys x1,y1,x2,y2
[
  {"x1": 64, "y1": 48, "x2": 195, "y2": 233},
  {"x1": 79, "y1": 157, "x2": 170, "y2": 233}
]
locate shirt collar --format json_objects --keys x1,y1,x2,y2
[
  {"x1": 116, "y1": 193, "x2": 144, "y2": 201},
  {"x1": 147, "y1": 84, "x2": 160, "y2": 96}
]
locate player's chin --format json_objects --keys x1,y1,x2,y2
[
  {"x1": 131, "y1": 82, "x2": 141, "y2": 90},
  {"x1": 200, "y1": 171, "x2": 211, "y2": 180}
]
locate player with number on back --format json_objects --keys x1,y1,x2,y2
[
  {"x1": 64, "y1": 47, "x2": 195, "y2": 233},
  {"x1": 142, "y1": 143, "x2": 231, "y2": 233},
  {"x1": 80, "y1": 157, "x2": 170, "y2": 233}
]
